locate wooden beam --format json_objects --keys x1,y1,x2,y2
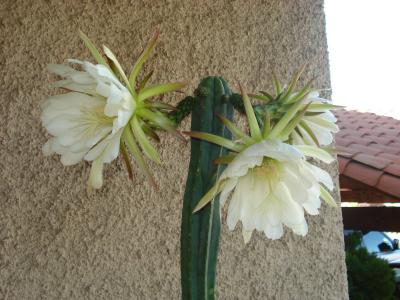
[
  {"x1": 340, "y1": 176, "x2": 369, "y2": 190},
  {"x1": 341, "y1": 190, "x2": 399, "y2": 203},
  {"x1": 340, "y1": 175, "x2": 400, "y2": 203},
  {"x1": 342, "y1": 207, "x2": 400, "y2": 231}
]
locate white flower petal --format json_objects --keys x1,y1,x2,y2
[
  {"x1": 70, "y1": 72, "x2": 94, "y2": 84},
  {"x1": 47, "y1": 64, "x2": 75, "y2": 76},
  {"x1": 68, "y1": 138, "x2": 91, "y2": 153},
  {"x1": 292, "y1": 93, "x2": 338, "y2": 146},
  {"x1": 67, "y1": 58, "x2": 84, "y2": 65},
  {"x1": 226, "y1": 182, "x2": 245, "y2": 231},
  {"x1": 282, "y1": 167, "x2": 312, "y2": 204},
  {"x1": 221, "y1": 154, "x2": 263, "y2": 179},
  {"x1": 317, "y1": 111, "x2": 337, "y2": 123},
  {"x1": 83, "y1": 62, "x2": 124, "y2": 90},
  {"x1": 243, "y1": 139, "x2": 303, "y2": 162},
  {"x1": 264, "y1": 224, "x2": 284, "y2": 240},
  {"x1": 237, "y1": 174, "x2": 258, "y2": 230},
  {"x1": 302, "y1": 191, "x2": 321, "y2": 215},
  {"x1": 60, "y1": 150, "x2": 87, "y2": 166},
  {"x1": 102, "y1": 129, "x2": 123, "y2": 163},
  {"x1": 219, "y1": 177, "x2": 238, "y2": 207},
  {"x1": 274, "y1": 182, "x2": 305, "y2": 226},
  {"x1": 42, "y1": 139, "x2": 55, "y2": 156},
  {"x1": 242, "y1": 230, "x2": 253, "y2": 244},
  {"x1": 85, "y1": 126, "x2": 112, "y2": 148},
  {"x1": 307, "y1": 163, "x2": 334, "y2": 191},
  {"x1": 57, "y1": 129, "x2": 88, "y2": 148},
  {"x1": 259, "y1": 198, "x2": 285, "y2": 239},
  {"x1": 84, "y1": 129, "x2": 123, "y2": 163},
  {"x1": 53, "y1": 80, "x2": 97, "y2": 95},
  {"x1": 88, "y1": 156, "x2": 104, "y2": 189},
  {"x1": 302, "y1": 119, "x2": 334, "y2": 146},
  {"x1": 103, "y1": 85, "x2": 124, "y2": 115},
  {"x1": 304, "y1": 115, "x2": 339, "y2": 134},
  {"x1": 49, "y1": 138, "x2": 70, "y2": 155},
  {"x1": 44, "y1": 116, "x2": 77, "y2": 136},
  {"x1": 290, "y1": 221, "x2": 308, "y2": 236},
  {"x1": 96, "y1": 81, "x2": 111, "y2": 98},
  {"x1": 84, "y1": 137, "x2": 109, "y2": 161}
]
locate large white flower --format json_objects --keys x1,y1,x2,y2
[
  {"x1": 291, "y1": 91, "x2": 339, "y2": 146},
  {"x1": 42, "y1": 61, "x2": 135, "y2": 188},
  {"x1": 41, "y1": 31, "x2": 186, "y2": 189},
  {"x1": 216, "y1": 139, "x2": 334, "y2": 242},
  {"x1": 189, "y1": 84, "x2": 337, "y2": 243}
]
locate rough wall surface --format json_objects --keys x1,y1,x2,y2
[{"x1": 0, "y1": 0, "x2": 348, "y2": 299}]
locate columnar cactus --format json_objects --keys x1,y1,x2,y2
[{"x1": 180, "y1": 77, "x2": 234, "y2": 300}]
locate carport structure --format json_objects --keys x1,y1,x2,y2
[{"x1": 335, "y1": 109, "x2": 400, "y2": 232}]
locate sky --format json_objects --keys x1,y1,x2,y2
[{"x1": 324, "y1": 0, "x2": 400, "y2": 119}]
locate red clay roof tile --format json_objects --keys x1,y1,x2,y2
[
  {"x1": 381, "y1": 129, "x2": 400, "y2": 137},
  {"x1": 384, "y1": 164, "x2": 400, "y2": 177},
  {"x1": 388, "y1": 142, "x2": 400, "y2": 149},
  {"x1": 336, "y1": 145, "x2": 359, "y2": 158},
  {"x1": 335, "y1": 109, "x2": 400, "y2": 199},
  {"x1": 376, "y1": 152, "x2": 400, "y2": 162},
  {"x1": 370, "y1": 136, "x2": 396, "y2": 145},
  {"x1": 376, "y1": 175, "x2": 400, "y2": 198},
  {"x1": 346, "y1": 144, "x2": 382, "y2": 156},
  {"x1": 335, "y1": 137, "x2": 354, "y2": 147},
  {"x1": 352, "y1": 153, "x2": 392, "y2": 170},
  {"x1": 338, "y1": 157, "x2": 351, "y2": 174},
  {"x1": 370, "y1": 144, "x2": 400, "y2": 155},
  {"x1": 345, "y1": 136, "x2": 372, "y2": 146},
  {"x1": 343, "y1": 162, "x2": 383, "y2": 186}
]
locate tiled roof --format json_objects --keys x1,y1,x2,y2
[{"x1": 335, "y1": 109, "x2": 400, "y2": 199}]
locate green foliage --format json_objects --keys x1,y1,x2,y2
[
  {"x1": 345, "y1": 233, "x2": 396, "y2": 300},
  {"x1": 180, "y1": 77, "x2": 233, "y2": 300}
]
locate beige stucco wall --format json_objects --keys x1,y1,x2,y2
[{"x1": 0, "y1": 0, "x2": 348, "y2": 299}]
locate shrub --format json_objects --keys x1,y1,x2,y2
[{"x1": 345, "y1": 232, "x2": 396, "y2": 300}]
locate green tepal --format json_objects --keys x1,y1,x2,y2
[{"x1": 180, "y1": 77, "x2": 234, "y2": 300}]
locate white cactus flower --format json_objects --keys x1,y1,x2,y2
[
  {"x1": 41, "y1": 30, "x2": 186, "y2": 189},
  {"x1": 190, "y1": 84, "x2": 337, "y2": 244},
  {"x1": 42, "y1": 61, "x2": 135, "y2": 189},
  {"x1": 216, "y1": 139, "x2": 334, "y2": 242}
]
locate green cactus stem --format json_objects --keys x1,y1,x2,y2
[{"x1": 180, "y1": 77, "x2": 234, "y2": 300}]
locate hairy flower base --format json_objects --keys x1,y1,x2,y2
[{"x1": 195, "y1": 139, "x2": 335, "y2": 243}]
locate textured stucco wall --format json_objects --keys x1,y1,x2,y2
[{"x1": 0, "y1": 0, "x2": 348, "y2": 299}]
